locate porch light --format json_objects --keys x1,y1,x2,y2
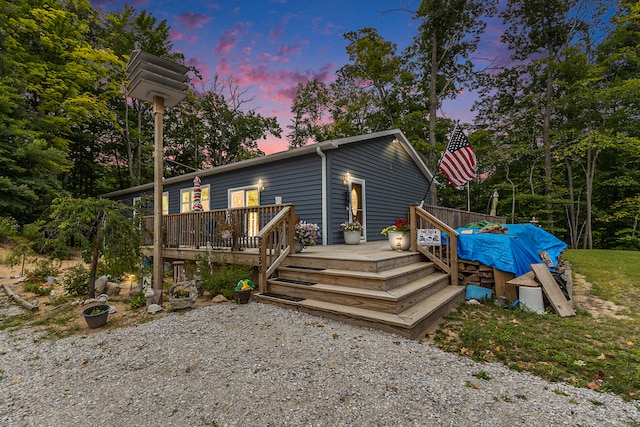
[
  {"x1": 126, "y1": 50, "x2": 189, "y2": 305},
  {"x1": 343, "y1": 172, "x2": 351, "y2": 186},
  {"x1": 258, "y1": 178, "x2": 265, "y2": 191}
]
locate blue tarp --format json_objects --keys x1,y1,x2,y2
[{"x1": 456, "y1": 224, "x2": 567, "y2": 277}]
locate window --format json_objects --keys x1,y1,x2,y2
[
  {"x1": 229, "y1": 187, "x2": 260, "y2": 237},
  {"x1": 133, "y1": 193, "x2": 168, "y2": 215},
  {"x1": 181, "y1": 185, "x2": 210, "y2": 213}
]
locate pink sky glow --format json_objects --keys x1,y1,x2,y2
[{"x1": 94, "y1": 0, "x2": 502, "y2": 154}]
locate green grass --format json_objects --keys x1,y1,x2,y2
[{"x1": 432, "y1": 249, "x2": 640, "y2": 401}]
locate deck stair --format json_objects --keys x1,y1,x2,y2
[{"x1": 256, "y1": 249, "x2": 465, "y2": 339}]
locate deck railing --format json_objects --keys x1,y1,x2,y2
[
  {"x1": 257, "y1": 205, "x2": 296, "y2": 293},
  {"x1": 422, "y1": 205, "x2": 504, "y2": 230},
  {"x1": 410, "y1": 203, "x2": 459, "y2": 286},
  {"x1": 142, "y1": 204, "x2": 290, "y2": 250}
]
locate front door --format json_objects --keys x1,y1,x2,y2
[{"x1": 349, "y1": 179, "x2": 366, "y2": 241}]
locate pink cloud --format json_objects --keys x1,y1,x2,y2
[
  {"x1": 216, "y1": 58, "x2": 231, "y2": 75},
  {"x1": 311, "y1": 17, "x2": 342, "y2": 36},
  {"x1": 170, "y1": 30, "x2": 183, "y2": 41},
  {"x1": 215, "y1": 22, "x2": 250, "y2": 55},
  {"x1": 177, "y1": 12, "x2": 211, "y2": 28}
]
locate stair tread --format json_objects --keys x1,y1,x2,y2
[
  {"x1": 269, "y1": 271, "x2": 449, "y2": 300},
  {"x1": 279, "y1": 261, "x2": 435, "y2": 279},
  {"x1": 257, "y1": 285, "x2": 464, "y2": 328}
]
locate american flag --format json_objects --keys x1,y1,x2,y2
[{"x1": 438, "y1": 127, "x2": 477, "y2": 188}]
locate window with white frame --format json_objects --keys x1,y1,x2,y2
[
  {"x1": 133, "y1": 193, "x2": 168, "y2": 215},
  {"x1": 180, "y1": 184, "x2": 210, "y2": 212}
]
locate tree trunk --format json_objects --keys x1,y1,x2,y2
[
  {"x1": 583, "y1": 147, "x2": 597, "y2": 249},
  {"x1": 88, "y1": 212, "x2": 105, "y2": 298},
  {"x1": 543, "y1": 55, "x2": 554, "y2": 229},
  {"x1": 428, "y1": 30, "x2": 439, "y2": 206},
  {"x1": 565, "y1": 157, "x2": 578, "y2": 249}
]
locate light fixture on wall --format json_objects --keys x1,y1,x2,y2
[
  {"x1": 343, "y1": 172, "x2": 351, "y2": 186},
  {"x1": 258, "y1": 178, "x2": 265, "y2": 191}
]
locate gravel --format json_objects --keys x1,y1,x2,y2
[{"x1": 0, "y1": 302, "x2": 638, "y2": 427}]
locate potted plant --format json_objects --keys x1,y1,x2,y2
[
  {"x1": 168, "y1": 281, "x2": 198, "y2": 310},
  {"x1": 381, "y1": 217, "x2": 411, "y2": 251},
  {"x1": 216, "y1": 214, "x2": 236, "y2": 241},
  {"x1": 82, "y1": 304, "x2": 110, "y2": 328},
  {"x1": 339, "y1": 220, "x2": 363, "y2": 245},
  {"x1": 294, "y1": 221, "x2": 319, "y2": 252},
  {"x1": 232, "y1": 279, "x2": 255, "y2": 304}
]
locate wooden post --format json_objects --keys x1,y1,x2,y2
[{"x1": 152, "y1": 95, "x2": 164, "y2": 305}]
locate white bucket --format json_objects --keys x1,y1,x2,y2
[{"x1": 519, "y1": 287, "x2": 545, "y2": 314}]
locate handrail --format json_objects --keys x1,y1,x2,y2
[
  {"x1": 141, "y1": 204, "x2": 289, "y2": 250},
  {"x1": 410, "y1": 203, "x2": 459, "y2": 286},
  {"x1": 257, "y1": 205, "x2": 296, "y2": 292}
]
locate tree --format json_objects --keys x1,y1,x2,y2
[
  {"x1": 498, "y1": 0, "x2": 609, "y2": 228},
  {"x1": 407, "y1": 0, "x2": 497, "y2": 204},
  {"x1": 287, "y1": 80, "x2": 332, "y2": 148},
  {"x1": 164, "y1": 76, "x2": 280, "y2": 173},
  {"x1": 44, "y1": 198, "x2": 142, "y2": 298}
]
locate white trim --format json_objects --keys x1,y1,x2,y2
[
  {"x1": 227, "y1": 185, "x2": 260, "y2": 208},
  {"x1": 349, "y1": 178, "x2": 366, "y2": 242},
  {"x1": 316, "y1": 147, "x2": 328, "y2": 245}
]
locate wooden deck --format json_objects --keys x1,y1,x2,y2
[
  {"x1": 255, "y1": 241, "x2": 465, "y2": 339},
  {"x1": 141, "y1": 204, "x2": 503, "y2": 339}
]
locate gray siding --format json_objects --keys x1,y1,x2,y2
[{"x1": 327, "y1": 135, "x2": 430, "y2": 243}]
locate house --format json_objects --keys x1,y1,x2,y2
[{"x1": 102, "y1": 129, "x2": 434, "y2": 245}]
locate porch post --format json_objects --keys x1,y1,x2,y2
[{"x1": 152, "y1": 96, "x2": 164, "y2": 304}]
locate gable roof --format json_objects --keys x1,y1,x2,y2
[{"x1": 102, "y1": 128, "x2": 433, "y2": 198}]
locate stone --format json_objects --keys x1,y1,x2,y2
[
  {"x1": 94, "y1": 275, "x2": 108, "y2": 294},
  {"x1": 147, "y1": 304, "x2": 163, "y2": 314},
  {"x1": 211, "y1": 294, "x2": 228, "y2": 303},
  {"x1": 105, "y1": 282, "x2": 121, "y2": 296}
]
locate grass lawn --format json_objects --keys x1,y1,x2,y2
[{"x1": 432, "y1": 249, "x2": 640, "y2": 401}]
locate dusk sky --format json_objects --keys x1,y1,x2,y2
[{"x1": 93, "y1": 0, "x2": 506, "y2": 154}]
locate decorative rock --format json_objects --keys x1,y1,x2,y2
[
  {"x1": 94, "y1": 275, "x2": 109, "y2": 294},
  {"x1": 108, "y1": 305, "x2": 118, "y2": 314},
  {"x1": 211, "y1": 294, "x2": 228, "y2": 303},
  {"x1": 105, "y1": 282, "x2": 121, "y2": 296},
  {"x1": 96, "y1": 294, "x2": 109, "y2": 304},
  {"x1": 147, "y1": 304, "x2": 163, "y2": 314}
]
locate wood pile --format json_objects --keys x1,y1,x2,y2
[{"x1": 457, "y1": 259, "x2": 496, "y2": 287}]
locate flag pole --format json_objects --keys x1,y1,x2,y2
[
  {"x1": 467, "y1": 182, "x2": 471, "y2": 212},
  {"x1": 421, "y1": 121, "x2": 461, "y2": 206}
]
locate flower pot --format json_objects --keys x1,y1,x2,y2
[
  {"x1": 343, "y1": 231, "x2": 361, "y2": 245},
  {"x1": 233, "y1": 289, "x2": 252, "y2": 304},
  {"x1": 388, "y1": 231, "x2": 410, "y2": 251},
  {"x1": 169, "y1": 282, "x2": 198, "y2": 310},
  {"x1": 82, "y1": 304, "x2": 109, "y2": 329},
  {"x1": 294, "y1": 241, "x2": 304, "y2": 253}
]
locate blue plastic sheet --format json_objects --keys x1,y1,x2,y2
[{"x1": 456, "y1": 224, "x2": 567, "y2": 277}]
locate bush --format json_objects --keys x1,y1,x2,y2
[
  {"x1": 191, "y1": 253, "x2": 253, "y2": 297},
  {"x1": 61, "y1": 264, "x2": 90, "y2": 297},
  {"x1": 130, "y1": 292, "x2": 146, "y2": 309},
  {"x1": 24, "y1": 281, "x2": 54, "y2": 296},
  {"x1": 0, "y1": 217, "x2": 18, "y2": 243},
  {"x1": 26, "y1": 258, "x2": 62, "y2": 278}
]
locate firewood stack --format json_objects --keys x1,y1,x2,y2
[{"x1": 457, "y1": 259, "x2": 494, "y2": 288}]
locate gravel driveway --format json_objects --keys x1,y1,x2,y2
[{"x1": 1, "y1": 302, "x2": 638, "y2": 426}]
